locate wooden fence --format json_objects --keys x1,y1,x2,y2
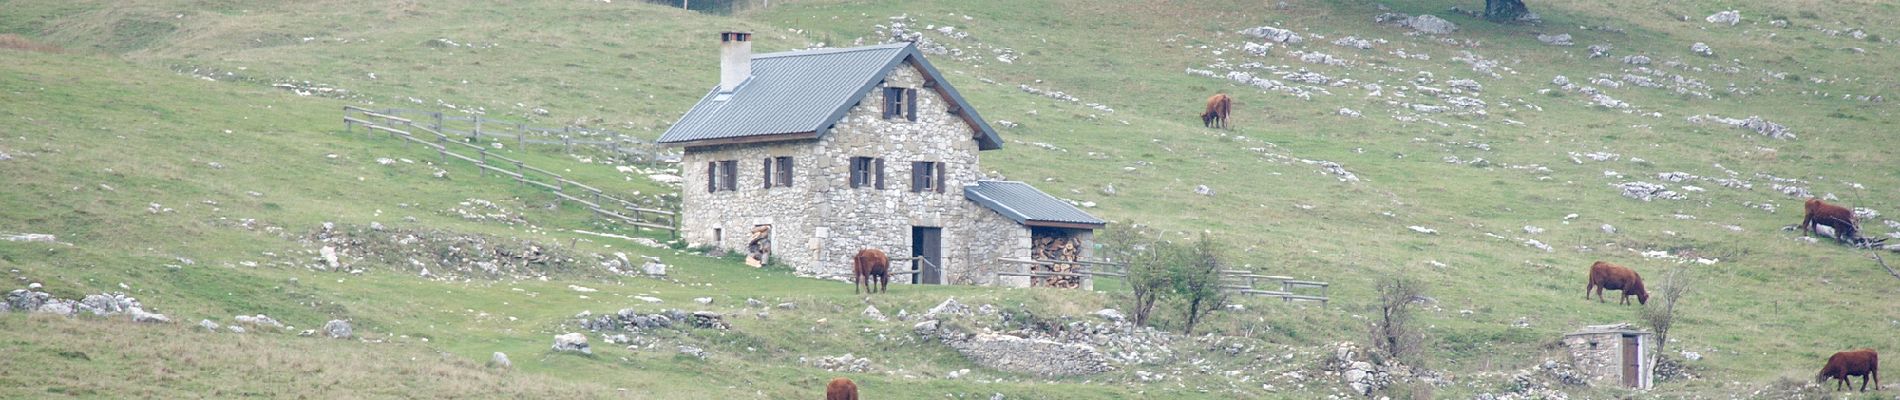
[
  {"x1": 363, "y1": 108, "x2": 675, "y2": 163},
  {"x1": 342, "y1": 105, "x2": 679, "y2": 238},
  {"x1": 1221, "y1": 270, "x2": 1329, "y2": 306}
]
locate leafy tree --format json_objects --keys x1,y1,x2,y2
[
  {"x1": 1640, "y1": 264, "x2": 1692, "y2": 376},
  {"x1": 1369, "y1": 273, "x2": 1428, "y2": 364},
  {"x1": 1170, "y1": 233, "x2": 1229, "y2": 335},
  {"x1": 1098, "y1": 222, "x2": 1170, "y2": 327}
]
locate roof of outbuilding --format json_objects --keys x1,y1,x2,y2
[
  {"x1": 964, "y1": 180, "x2": 1107, "y2": 229},
  {"x1": 658, "y1": 42, "x2": 1002, "y2": 150}
]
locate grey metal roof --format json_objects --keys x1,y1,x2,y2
[
  {"x1": 964, "y1": 180, "x2": 1107, "y2": 228},
  {"x1": 658, "y1": 42, "x2": 1002, "y2": 150}
]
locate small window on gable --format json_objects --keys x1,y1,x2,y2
[
  {"x1": 883, "y1": 87, "x2": 918, "y2": 122},
  {"x1": 850, "y1": 156, "x2": 885, "y2": 189},
  {"x1": 911, "y1": 161, "x2": 945, "y2": 193}
]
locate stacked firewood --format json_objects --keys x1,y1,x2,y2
[
  {"x1": 745, "y1": 225, "x2": 771, "y2": 267},
  {"x1": 1033, "y1": 235, "x2": 1083, "y2": 288}
]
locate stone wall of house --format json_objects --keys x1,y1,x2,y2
[
  {"x1": 806, "y1": 62, "x2": 986, "y2": 278},
  {"x1": 959, "y1": 202, "x2": 1032, "y2": 287},
  {"x1": 678, "y1": 139, "x2": 826, "y2": 271},
  {"x1": 680, "y1": 61, "x2": 988, "y2": 278},
  {"x1": 1560, "y1": 331, "x2": 1653, "y2": 389}
]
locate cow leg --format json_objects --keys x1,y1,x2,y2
[
  {"x1": 854, "y1": 273, "x2": 862, "y2": 294},
  {"x1": 1861, "y1": 374, "x2": 1869, "y2": 392},
  {"x1": 879, "y1": 273, "x2": 888, "y2": 293}
]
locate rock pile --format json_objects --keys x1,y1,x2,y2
[
  {"x1": 323, "y1": 319, "x2": 353, "y2": 339},
  {"x1": 1239, "y1": 26, "x2": 1304, "y2": 44},
  {"x1": 807, "y1": 353, "x2": 874, "y2": 372},
  {"x1": 1687, "y1": 114, "x2": 1796, "y2": 140},
  {"x1": 1375, "y1": 13, "x2": 1458, "y2": 35},
  {"x1": 943, "y1": 333, "x2": 1113, "y2": 376},
  {"x1": 577, "y1": 308, "x2": 728, "y2": 332},
  {"x1": 306, "y1": 223, "x2": 586, "y2": 280},
  {"x1": 552, "y1": 332, "x2": 591, "y2": 355},
  {"x1": 3, "y1": 287, "x2": 171, "y2": 323},
  {"x1": 1706, "y1": 10, "x2": 1742, "y2": 26},
  {"x1": 1537, "y1": 33, "x2": 1573, "y2": 46},
  {"x1": 1614, "y1": 182, "x2": 1686, "y2": 201}
]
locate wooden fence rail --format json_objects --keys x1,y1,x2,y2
[
  {"x1": 342, "y1": 106, "x2": 679, "y2": 238},
  {"x1": 356, "y1": 107, "x2": 674, "y2": 161}
]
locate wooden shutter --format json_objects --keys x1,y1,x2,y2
[
  {"x1": 910, "y1": 162, "x2": 924, "y2": 192},
  {"x1": 762, "y1": 158, "x2": 773, "y2": 189},
  {"x1": 905, "y1": 89, "x2": 918, "y2": 122},
  {"x1": 779, "y1": 157, "x2": 793, "y2": 187},
  {"x1": 935, "y1": 162, "x2": 946, "y2": 193},
  {"x1": 706, "y1": 161, "x2": 717, "y2": 193},
  {"x1": 883, "y1": 88, "x2": 898, "y2": 119},
  {"x1": 849, "y1": 158, "x2": 862, "y2": 188},
  {"x1": 874, "y1": 158, "x2": 886, "y2": 189}
]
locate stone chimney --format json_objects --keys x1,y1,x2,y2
[{"x1": 719, "y1": 31, "x2": 752, "y2": 93}]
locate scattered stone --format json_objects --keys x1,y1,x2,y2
[
  {"x1": 1537, "y1": 33, "x2": 1573, "y2": 46},
  {"x1": 2, "y1": 233, "x2": 56, "y2": 243},
  {"x1": 228, "y1": 325, "x2": 248, "y2": 334},
  {"x1": 1588, "y1": 44, "x2": 1612, "y2": 58},
  {"x1": 946, "y1": 334, "x2": 1113, "y2": 377},
  {"x1": 199, "y1": 319, "x2": 222, "y2": 332},
  {"x1": 777, "y1": 302, "x2": 798, "y2": 310},
  {"x1": 130, "y1": 308, "x2": 172, "y2": 323},
  {"x1": 322, "y1": 319, "x2": 353, "y2": 339},
  {"x1": 1706, "y1": 10, "x2": 1741, "y2": 26},
  {"x1": 552, "y1": 332, "x2": 591, "y2": 355},
  {"x1": 641, "y1": 258, "x2": 668, "y2": 276},
  {"x1": 810, "y1": 353, "x2": 874, "y2": 372},
  {"x1": 1337, "y1": 108, "x2": 1362, "y2": 117},
  {"x1": 1523, "y1": 225, "x2": 1545, "y2": 235},
  {"x1": 235, "y1": 314, "x2": 285, "y2": 330},
  {"x1": 689, "y1": 311, "x2": 729, "y2": 330},
  {"x1": 1376, "y1": 13, "x2": 1458, "y2": 35},
  {"x1": 1601, "y1": 224, "x2": 1617, "y2": 234},
  {"x1": 1688, "y1": 114, "x2": 1795, "y2": 140},
  {"x1": 862, "y1": 305, "x2": 888, "y2": 322},
  {"x1": 745, "y1": 298, "x2": 764, "y2": 308},
  {"x1": 1691, "y1": 42, "x2": 1714, "y2": 57},
  {"x1": 694, "y1": 297, "x2": 713, "y2": 305},
  {"x1": 913, "y1": 320, "x2": 941, "y2": 336},
  {"x1": 678, "y1": 345, "x2": 708, "y2": 359},
  {"x1": 490, "y1": 352, "x2": 512, "y2": 368},
  {"x1": 1238, "y1": 26, "x2": 1304, "y2": 44},
  {"x1": 1615, "y1": 182, "x2": 1686, "y2": 201},
  {"x1": 1092, "y1": 308, "x2": 1126, "y2": 322},
  {"x1": 1193, "y1": 185, "x2": 1214, "y2": 196},
  {"x1": 1623, "y1": 55, "x2": 1652, "y2": 65},
  {"x1": 1408, "y1": 226, "x2": 1439, "y2": 235},
  {"x1": 926, "y1": 298, "x2": 969, "y2": 317}
]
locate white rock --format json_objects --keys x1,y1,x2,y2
[
  {"x1": 552, "y1": 332, "x2": 591, "y2": 354},
  {"x1": 491, "y1": 352, "x2": 512, "y2": 368},
  {"x1": 1705, "y1": 10, "x2": 1741, "y2": 26}
]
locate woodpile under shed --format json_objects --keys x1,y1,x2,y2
[
  {"x1": 1034, "y1": 234, "x2": 1083, "y2": 288},
  {"x1": 745, "y1": 225, "x2": 771, "y2": 267}
]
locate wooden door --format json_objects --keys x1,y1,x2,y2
[
  {"x1": 1621, "y1": 334, "x2": 1641, "y2": 388},
  {"x1": 911, "y1": 227, "x2": 942, "y2": 284}
]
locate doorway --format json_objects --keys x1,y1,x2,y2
[
  {"x1": 911, "y1": 227, "x2": 941, "y2": 284},
  {"x1": 1621, "y1": 334, "x2": 1641, "y2": 388}
]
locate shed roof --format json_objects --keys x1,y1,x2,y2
[
  {"x1": 965, "y1": 180, "x2": 1106, "y2": 229},
  {"x1": 658, "y1": 42, "x2": 1002, "y2": 150}
]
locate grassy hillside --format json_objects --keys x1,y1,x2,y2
[{"x1": 3, "y1": 0, "x2": 1898, "y2": 398}]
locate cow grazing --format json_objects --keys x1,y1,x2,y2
[
  {"x1": 1817, "y1": 349, "x2": 1880, "y2": 392},
  {"x1": 1802, "y1": 198, "x2": 1873, "y2": 244},
  {"x1": 853, "y1": 249, "x2": 889, "y2": 294},
  {"x1": 826, "y1": 377, "x2": 859, "y2": 400},
  {"x1": 1201, "y1": 93, "x2": 1232, "y2": 129},
  {"x1": 1585, "y1": 261, "x2": 1649, "y2": 305}
]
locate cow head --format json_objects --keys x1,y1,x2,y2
[
  {"x1": 1636, "y1": 290, "x2": 1649, "y2": 305},
  {"x1": 1202, "y1": 112, "x2": 1216, "y2": 127}
]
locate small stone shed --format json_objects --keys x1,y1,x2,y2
[
  {"x1": 1560, "y1": 324, "x2": 1654, "y2": 389},
  {"x1": 657, "y1": 33, "x2": 1105, "y2": 286}
]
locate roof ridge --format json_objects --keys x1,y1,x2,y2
[{"x1": 752, "y1": 42, "x2": 913, "y2": 59}]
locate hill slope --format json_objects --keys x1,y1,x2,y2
[{"x1": 4, "y1": 0, "x2": 1899, "y2": 398}]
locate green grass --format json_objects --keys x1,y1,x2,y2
[{"x1": 3, "y1": 0, "x2": 1900, "y2": 398}]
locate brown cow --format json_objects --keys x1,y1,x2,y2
[
  {"x1": 853, "y1": 249, "x2": 889, "y2": 294},
  {"x1": 1817, "y1": 349, "x2": 1880, "y2": 392},
  {"x1": 1585, "y1": 261, "x2": 1648, "y2": 305},
  {"x1": 1201, "y1": 93, "x2": 1232, "y2": 129},
  {"x1": 1803, "y1": 198, "x2": 1867, "y2": 243},
  {"x1": 826, "y1": 377, "x2": 859, "y2": 400}
]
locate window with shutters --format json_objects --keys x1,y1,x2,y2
[
  {"x1": 708, "y1": 160, "x2": 737, "y2": 192},
  {"x1": 883, "y1": 87, "x2": 918, "y2": 122},
  {"x1": 911, "y1": 161, "x2": 945, "y2": 193},
  {"x1": 774, "y1": 156, "x2": 793, "y2": 188},
  {"x1": 850, "y1": 156, "x2": 884, "y2": 189}
]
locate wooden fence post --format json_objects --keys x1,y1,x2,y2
[
  {"x1": 432, "y1": 112, "x2": 444, "y2": 132},
  {"x1": 516, "y1": 123, "x2": 525, "y2": 147},
  {"x1": 473, "y1": 117, "x2": 482, "y2": 141},
  {"x1": 563, "y1": 127, "x2": 573, "y2": 153}
]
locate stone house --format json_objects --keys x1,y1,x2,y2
[
  {"x1": 1560, "y1": 324, "x2": 1654, "y2": 389},
  {"x1": 658, "y1": 32, "x2": 1105, "y2": 286}
]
